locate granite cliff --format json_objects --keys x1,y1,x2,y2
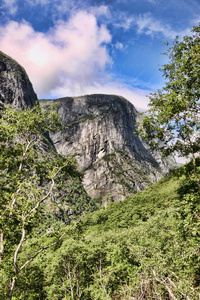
[
  {"x1": 40, "y1": 95, "x2": 175, "y2": 204},
  {"x1": 0, "y1": 51, "x2": 37, "y2": 109},
  {"x1": 0, "y1": 51, "x2": 175, "y2": 205}
]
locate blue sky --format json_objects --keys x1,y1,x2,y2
[{"x1": 0, "y1": 0, "x2": 199, "y2": 110}]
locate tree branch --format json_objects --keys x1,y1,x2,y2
[
  {"x1": 25, "y1": 162, "x2": 70, "y2": 218},
  {"x1": 0, "y1": 187, "x2": 21, "y2": 221},
  {"x1": 18, "y1": 138, "x2": 35, "y2": 173},
  {"x1": 9, "y1": 217, "x2": 26, "y2": 300},
  {"x1": 18, "y1": 221, "x2": 77, "y2": 274},
  {"x1": 152, "y1": 270, "x2": 178, "y2": 300}
]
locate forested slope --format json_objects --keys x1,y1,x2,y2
[{"x1": 4, "y1": 160, "x2": 199, "y2": 299}]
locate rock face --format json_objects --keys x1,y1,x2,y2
[
  {"x1": 0, "y1": 51, "x2": 175, "y2": 204},
  {"x1": 40, "y1": 95, "x2": 175, "y2": 204},
  {"x1": 0, "y1": 51, "x2": 37, "y2": 109}
]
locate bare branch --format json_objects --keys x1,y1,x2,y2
[
  {"x1": 18, "y1": 138, "x2": 35, "y2": 173},
  {"x1": 14, "y1": 218, "x2": 26, "y2": 275},
  {"x1": 25, "y1": 162, "x2": 70, "y2": 218},
  {"x1": 18, "y1": 221, "x2": 77, "y2": 274},
  {"x1": 0, "y1": 187, "x2": 21, "y2": 221},
  {"x1": 25, "y1": 178, "x2": 55, "y2": 218},
  {"x1": 168, "y1": 278, "x2": 191, "y2": 300},
  {"x1": 9, "y1": 217, "x2": 26, "y2": 300},
  {"x1": 152, "y1": 270, "x2": 178, "y2": 300}
]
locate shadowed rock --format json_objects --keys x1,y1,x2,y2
[{"x1": 0, "y1": 51, "x2": 37, "y2": 109}]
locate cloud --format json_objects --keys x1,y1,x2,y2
[
  {"x1": 51, "y1": 79, "x2": 150, "y2": 111},
  {"x1": 0, "y1": 11, "x2": 112, "y2": 96},
  {"x1": 114, "y1": 12, "x2": 196, "y2": 40},
  {"x1": 134, "y1": 13, "x2": 178, "y2": 39},
  {"x1": 115, "y1": 42, "x2": 124, "y2": 50},
  {"x1": 135, "y1": 14, "x2": 200, "y2": 39},
  {"x1": 1, "y1": 0, "x2": 17, "y2": 14},
  {"x1": 114, "y1": 15, "x2": 134, "y2": 31},
  {"x1": 115, "y1": 12, "x2": 178, "y2": 38},
  {"x1": 0, "y1": 7, "x2": 152, "y2": 110},
  {"x1": 89, "y1": 5, "x2": 111, "y2": 18}
]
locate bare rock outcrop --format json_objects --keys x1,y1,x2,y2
[
  {"x1": 40, "y1": 95, "x2": 175, "y2": 204},
  {"x1": 0, "y1": 51, "x2": 37, "y2": 109}
]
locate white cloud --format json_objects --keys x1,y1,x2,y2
[
  {"x1": 115, "y1": 42, "x2": 124, "y2": 50},
  {"x1": 115, "y1": 12, "x2": 178, "y2": 39},
  {"x1": 134, "y1": 13, "x2": 199, "y2": 39},
  {"x1": 114, "y1": 12, "x2": 196, "y2": 40},
  {"x1": 89, "y1": 5, "x2": 111, "y2": 18},
  {"x1": 1, "y1": 0, "x2": 17, "y2": 14},
  {"x1": 0, "y1": 11, "x2": 112, "y2": 96},
  {"x1": 51, "y1": 80, "x2": 150, "y2": 111},
  {"x1": 0, "y1": 8, "x2": 153, "y2": 110},
  {"x1": 86, "y1": 83, "x2": 151, "y2": 111},
  {"x1": 114, "y1": 15, "x2": 134, "y2": 31},
  {"x1": 134, "y1": 13, "x2": 178, "y2": 39}
]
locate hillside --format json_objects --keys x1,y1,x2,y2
[{"x1": 3, "y1": 161, "x2": 199, "y2": 299}]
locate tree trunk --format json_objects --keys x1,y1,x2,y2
[{"x1": 9, "y1": 277, "x2": 16, "y2": 300}]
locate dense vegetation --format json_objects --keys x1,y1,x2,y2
[
  {"x1": 0, "y1": 104, "x2": 101, "y2": 299},
  {"x1": 1, "y1": 160, "x2": 199, "y2": 299},
  {"x1": 138, "y1": 24, "x2": 200, "y2": 188}
]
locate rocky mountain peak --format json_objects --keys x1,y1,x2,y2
[
  {"x1": 0, "y1": 51, "x2": 175, "y2": 205},
  {"x1": 0, "y1": 51, "x2": 37, "y2": 109},
  {"x1": 40, "y1": 94, "x2": 176, "y2": 204}
]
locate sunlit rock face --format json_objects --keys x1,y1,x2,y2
[
  {"x1": 40, "y1": 94, "x2": 175, "y2": 204},
  {"x1": 0, "y1": 50, "x2": 175, "y2": 204},
  {"x1": 0, "y1": 51, "x2": 37, "y2": 109}
]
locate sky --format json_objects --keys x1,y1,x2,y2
[{"x1": 0, "y1": 0, "x2": 199, "y2": 111}]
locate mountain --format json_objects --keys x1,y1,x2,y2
[
  {"x1": 0, "y1": 49, "x2": 198, "y2": 300},
  {"x1": 0, "y1": 50, "x2": 175, "y2": 205},
  {"x1": 0, "y1": 51, "x2": 37, "y2": 109},
  {"x1": 40, "y1": 95, "x2": 175, "y2": 204}
]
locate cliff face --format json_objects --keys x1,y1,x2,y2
[
  {"x1": 40, "y1": 95, "x2": 175, "y2": 204},
  {"x1": 0, "y1": 51, "x2": 37, "y2": 109},
  {"x1": 0, "y1": 50, "x2": 174, "y2": 204}
]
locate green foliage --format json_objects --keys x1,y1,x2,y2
[
  {"x1": 0, "y1": 102, "x2": 104, "y2": 299},
  {"x1": 12, "y1": 161, "x2": 200, "y2": 299},
  {"x1": 67, "y1": 114, "x2": 98, "y2": 126},
  {"x1": 138, "y1": 24, "x2": 200, "y2": 160},
  {"x1": 0, "y1": 103, "x2": 80, "y2": 298},
  {"x1": 48, "y1": 176, "x2": 102, "y2": 224}
]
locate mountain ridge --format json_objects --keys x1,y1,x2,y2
[
  {"x1": 40, "y1": 94, "x2": 175, "y2": 203},
  {"x1": 0, "y1": 50, "x2": 176, "y2": 204}
]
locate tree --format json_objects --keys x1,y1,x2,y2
[
  {"x1": 0, "y1": 103, "x2": 77, "y2": 299},
  {"x1": 138, "y1": 24, "x2": 200, "y2": 187}
]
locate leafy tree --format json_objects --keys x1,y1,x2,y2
[
  {"x1": 0, "y1": 103, "x2": 77, "y2": 299},
  {"x1": 138, "y1": 24, "x2": 200, "y2": 188},
  {"x1": 8, "y1": 163, "x2": 200, "y2": 299}
]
